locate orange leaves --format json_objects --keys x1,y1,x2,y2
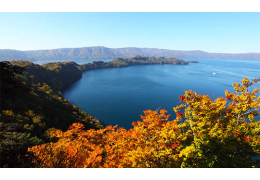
[
  {"x1": 28, "y1": 109, "x2": 182, "y2": 168},
  {"x1": 2, "y1": 110, "x2": 15, "y2": 116},
  {"x1": 69, "y1": 122, "x2": 84, "y2": 130},
  {"x1": 160, "y1": 109, "x2": 167, "y2": 115},
  {"x1": 28, "y1": 77, "x2": 260, "y2": 168},
  {"x1": 83, "y1": 145, "x2": 104, "y2": 168},
  {"x1": 131, "y1": 121, "x2": 137, "y2": 127},
  {"x1": 139, "y1": 109, "x2": 171, "y2": 129}
]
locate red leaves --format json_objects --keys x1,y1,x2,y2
[
  {"x1": 176, "y1": 112, "x2": 184, "y2": 118},
  {"x1": 164, "y1": 145, "x2": 170, "y2": 149},
  {"x1": 171, "y1": 143, "x2": 179, "y2": 149},
  {"x1": 179, "y1": 95, "x2": 186, "y2": 102},
  {"x1": 235, "y1": 130, "x2": 242, "y2": 136},
  {"x1": 234, "y1": 130, "x2": 251, "y2": 141},
  {"x1": 225, "y1": 95, "x2": 232, "y2": 100},
  {"x1": 164, "y1": 143, "x2": 179, "y2": 150},
  {"x1": 242, "y1": 135, "x2": 251, "y2": 141},
  {"x1": 225, "y1": 92, "x2": 234, "y2": 100},
  {"x1": 252, "y1": 78, "x2": 260, "y2": 83}
]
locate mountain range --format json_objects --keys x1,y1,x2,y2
[{"x1": 1, "y1": 46, "x2": 260, "y2": 60}]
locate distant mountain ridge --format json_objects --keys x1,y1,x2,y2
[{"x1": 1, "y1": 46, "x2": 260, "y2": 60}]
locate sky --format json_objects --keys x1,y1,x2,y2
[{"x1": 0, "y1": 12, "x2": 260, "y2": 53}]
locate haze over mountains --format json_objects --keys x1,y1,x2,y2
[{"x1": 0, "y1": 46, "x2": 260, "y2": 61}]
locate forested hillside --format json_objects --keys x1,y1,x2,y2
[
  {"x1": 1, "y1": 46, "x2": 260, "y2": 61},
  {"x1": 10, "y1": 61, "x2": 82, "y2": 91},
  {"x1": 0, "y1": 61, "x2": 103, "y2": 167}
]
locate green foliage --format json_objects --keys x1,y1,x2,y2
[
  {"x1": 0, "y1": 62, "x2": 103, "y2": 167},
  {"x1": 10, "y1": 61, "x2": 82, "y2": 91},
  {"x1": 0, "y1": 61, "x2": 31, "y2": 101},
  {"x1": 80, "y1": 56, "x2": 188, "y2": 71}
]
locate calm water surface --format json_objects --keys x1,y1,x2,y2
[
  {"x1": 62, "y1": 59, "x2": 260, "y2": 129},
  {"x1": 29, "y1": 58, "x2": 114, "y2": 65}
]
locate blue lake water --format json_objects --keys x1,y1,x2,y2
[
  {"x1": 7, "y1": 58, "x2": 258, "y2": 129},
  {"x1": 59, "y1": 59, "x2": 260, "y2": 129},
  {"x1": 28, "y1": 58, "x2": 114, "y2": 65}
]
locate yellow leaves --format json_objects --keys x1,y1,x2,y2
[
  {"x1": 179, "y1": 145, "x2": 196, "y2": 158},
  {"x1": 241, "y1": 77, "x2": 251, "y2": 86},
  {"x1": 174, "y1": 104, "x2": 186, "y2": 114},
  {"x1": 27, "y1": 77, "x2": 260, "y2": 168},
  {"x1": 233, "y1": 82, "x2": 241, "y2": 93}
]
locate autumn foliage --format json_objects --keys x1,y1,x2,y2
[{"x1": 28, "y1": 77, "x2": 260, "y2": 168}]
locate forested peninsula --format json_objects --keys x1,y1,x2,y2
[
  {"x1": 10, "y1": 56, "x2": 188, "y2": 90},
  {"x1": 0, "y1": 56, "x2": 187, "y2": 167},
  {"x1": 80, "y1": 56, "x2": 188, "y2": 71}
]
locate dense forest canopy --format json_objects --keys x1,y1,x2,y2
[
  {"x1": 1, "y1": 56, "x2": 260, "y2": 168},
  {"x1": 79, "y1": 56, "x2": 188, "y2": 71},
  {"x1": 10, "y1": 61, "x2": 82, "y2": 91},
  {"x1": 0, "y1": 61, "x2": 103, "y2": 167}
]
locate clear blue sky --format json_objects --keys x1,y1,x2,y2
[{"x1": 0, "y1": 12, "x2": 259, "y2": 53}]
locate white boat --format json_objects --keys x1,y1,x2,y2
[{"x1": 213, "y1": 72, "x2": 216, "y2": 75}]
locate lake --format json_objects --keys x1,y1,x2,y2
[
  {"x1": 60, "y1": 59, "x2": 260, "y2": 129},
  {"x1": 28, "y1": 58, "x2": 114, "y2": 65}
]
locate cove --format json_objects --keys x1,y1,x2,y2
[{"x1": 62, "y1": 59, "x2": 260, "y2": 129}]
